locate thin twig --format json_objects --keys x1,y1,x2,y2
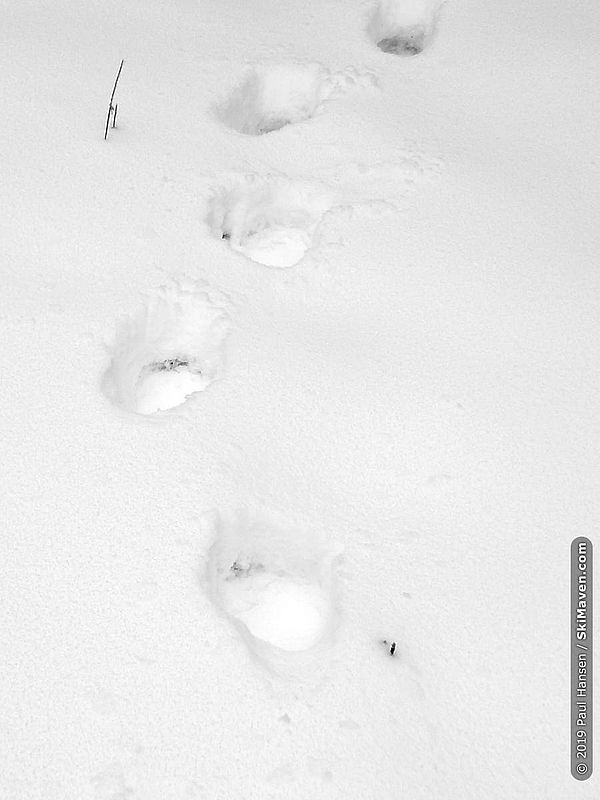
[
  {"x1": 109, "y1": 60, "x2": 124, "y2": 107},
  {"x1": 104, "y1": 60, "x2": 124, "y2": 140},
  {"x1": 104, "y1": 105, "x2": 112, "y2": 141}
]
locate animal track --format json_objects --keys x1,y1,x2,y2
[
  {"x1": 103, "y1": 283, "x2": 230, "y2": 415},
  {"x1": 204, "y1": 509, "x2": 340, "y2": 658},
  {"x1": 219, "y1": 63, "x2": 329, "y2": 135},
  {"x1": 369, "y1": 0, "x2": 440, "y2": 56},
  {"x1": 208, "y1": 175, "x2": 333, "y2": 267},
  {"x1": 218, "y1": 63, "x2": 376, "y2": 135}
]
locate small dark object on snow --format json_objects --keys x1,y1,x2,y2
[
  {"x1": 229, "y1": 559, "x2": 264, "y2": 579},
  {"x1": 383, "y1": 639, "x2": 397, "y2": 656},
  {"x1": 148, "y1": 358, "x2": 192, "y2": 373},
  {"x1": 222, "y1": 232, "x2": 231, "y2": 240}
]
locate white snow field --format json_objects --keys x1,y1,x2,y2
[{"x1": 0, "y1": 0, "x2": 598, "y2": 799}]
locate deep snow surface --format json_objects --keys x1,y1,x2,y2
[{"x1": 0, "y1": 1, "x2": 599, "y2": 799}]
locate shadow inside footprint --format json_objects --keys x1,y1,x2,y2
[
  {"x1": 255, "y1": 117, "x2": 291, "y2": 135},
  {"x1": 377, "y1": 26, "x2": 426, "y2": 55}
]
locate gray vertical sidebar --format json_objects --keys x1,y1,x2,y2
[{"x1": 571, "y1": 537, "x2": 593, "y2": 780}]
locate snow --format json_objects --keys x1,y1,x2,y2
[{"x1": 0, "y1": 0, "x2": 599, "y2": 799}]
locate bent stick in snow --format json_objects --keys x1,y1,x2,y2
[{"x1": 104, "y1": 59, "x2": 124, "y2": 140}]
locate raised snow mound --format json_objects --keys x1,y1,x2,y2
[
  {"x1": 204, "y1": 509, "x2": 340, "y2": 660},
  {"x1": 207, "y1": 175, "x2": 333, "y2": 267},
  {"x1": 369, "y1": 0, "x2": 440, "y2": 56},
  {"x1": 102, "y1": 283, "x2": 230, "y2": 415}
]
